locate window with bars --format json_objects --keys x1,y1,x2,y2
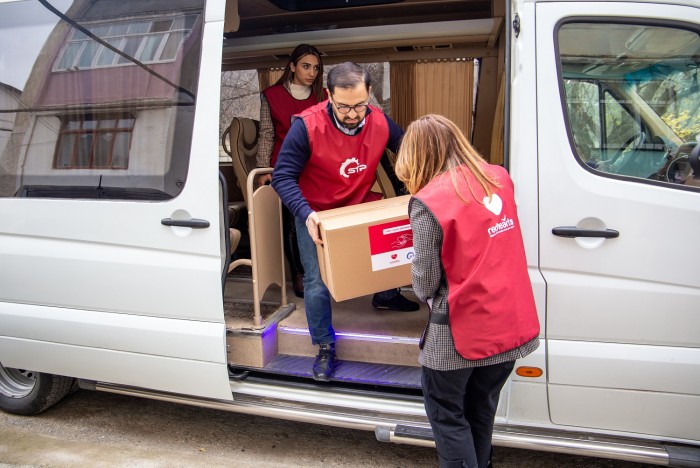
[
  {"x1": 53, "y1": 14, "x2": 198, "y2": 72},
  {"x1": 54, "y1": 114, "x2": 135, "y2": 169}
]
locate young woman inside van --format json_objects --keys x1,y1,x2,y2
[{"x1": 255, "y1": 44, "x2": 327, "y2": 298}]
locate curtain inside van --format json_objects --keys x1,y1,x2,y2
[
  {"x1": 258, "y1": 69, "x2": 285, "y2": 92},
  {"x1": 390, "y1": 59, "x2": 474, "y2": 138},
  {"x1": 490, "y1": 70, "x2": 505, "y2": 166}
]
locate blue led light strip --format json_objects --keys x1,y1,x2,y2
[{"x1": 278, "y1": 327, "x2": 420, "y2": 344}]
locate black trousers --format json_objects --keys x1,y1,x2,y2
[{"x1": 422, "y1": 360, "x2": 515, "y2": 468}]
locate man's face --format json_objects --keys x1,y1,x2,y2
[{"x1": 329, "y1": 83, "x2": 370, "y2": 130}]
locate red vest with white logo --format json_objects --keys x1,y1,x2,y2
[
  {"x1": 297, "y1": 102, "x2": 388, "y2": 212},
  {"x1": 415, "y1": 164, "x2": 540, "y2": 360},
  {"x1": 263, "y1": 84, "x2": 322, "y2": 166}
]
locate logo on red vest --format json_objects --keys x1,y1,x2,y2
[
  {"x1": 488, "y1": 215, "x2": 515, "y2": 238},
  {"x1": 340, "y1": 157, "x2": 368, "y2": 178},
  {"x1": 484, "y1": 194, "x2": 515, "y2": 237}
]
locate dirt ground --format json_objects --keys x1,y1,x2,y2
[{"x1": 0, "y1": 389, "x2": 655, "y2": 468}]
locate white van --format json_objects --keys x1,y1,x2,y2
[{"x1": 1, "y1": 0, "x2": 698, "y2": 465}]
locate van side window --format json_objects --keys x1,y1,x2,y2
[
  {"x1": 0, "y1": 1, "x2": 204, "y2": 200},
  {"x1": 558, "y1": 22, "x2": 700, "y2": 188}
]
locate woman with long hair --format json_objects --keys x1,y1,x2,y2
[
  {"x1": 256, "y1": 44, "x2": 326, "y2": 298},
  {"x1": 395, "y1": 114, "x2": 540, "y2": 468}
]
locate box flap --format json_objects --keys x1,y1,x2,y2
[{"x1": 317, "y1": 195, "x2": 410, "y2": 230}]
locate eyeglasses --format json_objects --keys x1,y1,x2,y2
[{"x1": 333, "y1": 102, "x2": 369, "y2": 114}]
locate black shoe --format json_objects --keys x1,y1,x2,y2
[
  {"x1": 312, "y1": 343, "x2": 336, "y2": 381},
  {"x1": 292, "y1": 272, "x2": 304, "y2": 298},
  {"x1": 372, "y1": 293, "x2": 420, "y2": 312}
]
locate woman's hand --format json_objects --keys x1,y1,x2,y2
[{"x1": 257, "y1": 173, "x2": 272, "y2": 186}]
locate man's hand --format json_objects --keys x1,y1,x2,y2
[
  {"x1": 257, "y1": 173, "x2": 272, "y2": 186},
  {"x1": 305, "y1": 212, "x2": 323, "y2": 245}
]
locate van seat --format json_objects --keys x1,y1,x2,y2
[{"x1": 223, "y1": 117, "x2": 260, "y2": 207}]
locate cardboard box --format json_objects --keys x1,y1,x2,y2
[{"x1": 316, "y1": 195, "x2": 414, "y2": 302}]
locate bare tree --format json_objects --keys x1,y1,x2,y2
[{"x1": 219, "y1": 70, "x2": 261, "y2": 137}]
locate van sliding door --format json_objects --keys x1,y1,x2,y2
[
  {"x1": 0, "y1": 0, "x2": 231, "y2": 400},
  {"x1": 536, "y1": 2, "x2": 700, "y2": 440}
]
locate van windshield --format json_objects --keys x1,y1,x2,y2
[{"x1": 632, "y1": 65, "x2": 700, "y2": 141}]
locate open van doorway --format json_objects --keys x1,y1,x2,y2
[{"x1": 216, "y1": 0, "x2": 505, "y2": 391}]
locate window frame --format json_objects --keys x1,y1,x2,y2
[
  {"x1": 52, "y1": 14, "x2": 197, "y2": 72},
  {"x1": 53, "y1": 113, "x2": 135, "y2": 170}
]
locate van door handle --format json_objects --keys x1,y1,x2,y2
[
  {"x1": 552, "y1": 227, "x2": 619, "y2": 238},
  {"x1": 161, "y1": 218, "x2": 210, "y2": 229}
]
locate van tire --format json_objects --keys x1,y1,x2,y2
[{"x1": 0, "y1": 364, "x2": 75, "y2": 415}]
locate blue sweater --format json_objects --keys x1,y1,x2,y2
[{"x1": 271, "y1": 104, "x2": 404, "y2": 221}]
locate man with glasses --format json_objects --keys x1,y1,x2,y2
[{"x1": 272, "y1": 62, "x2": 419, "y2": 382}]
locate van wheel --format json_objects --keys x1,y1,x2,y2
[{"x1": 0, "y1": 363, "x2": 74, "y2": 415}]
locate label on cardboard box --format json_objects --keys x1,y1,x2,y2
[{"x1": 368, "y1": 219, "x2": 415, "y2": 271}]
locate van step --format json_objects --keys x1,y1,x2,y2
[
  {"x1": 276, "y1": 294, "x2": 425, "y2": 367},
  {"x1": 260, "y1": 354, "x2": 421, "y2": 388},
  {"x1": 376, "y1": 423, "x2": 682, "y2": 465}
]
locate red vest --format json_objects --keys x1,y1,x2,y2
[
  {"x1": 415, "y1": 165, "x2": 540, "y2": 360},
  {"x1": 297, "y1": 102, "x2": 388, "y2": 212},
  {"x1": 263, "y1": 84, "x2": 322, "y2": 166}
]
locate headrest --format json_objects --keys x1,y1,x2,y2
[
  {"x1": 230, "y1": 117, "x2": 259, "y2": 174},
  {"x1": 233, "y1": 118, "x2": 259, "y2": 150}
]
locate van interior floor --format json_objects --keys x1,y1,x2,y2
[{"x1": 223, "y1": 274, "x2": 426, "y2": 390}]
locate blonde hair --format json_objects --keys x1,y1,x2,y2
[{"x1": 395, "y1": 114, "x2": 500, "y2": 200}]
